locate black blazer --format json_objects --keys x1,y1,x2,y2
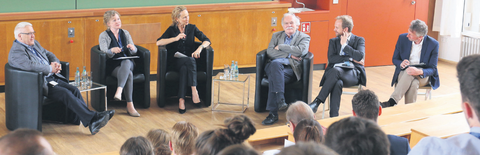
[
  {"x1": 388, "y1": 134, "x2": 411, "y2": 155},
  {"x1": 320, "y1": 34, "x2": 366, "y2": 86}
]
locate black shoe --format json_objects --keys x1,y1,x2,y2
[
  {"x1": 194, "y1": 100, "x2": 203, "y2": 108},
  {"x1": 179, "y1": 108, "x2": 186, "y2": 114},
  {"x1": 309, "y1": 98, "x2": 323, "y2": 113},
  {"x1": 278, "y1": 99, "x2": 288, "y2": 111},
  {"x1": 381, "y1": 98, "x2": 397, "y2": 108},
  {"x1": 262, "y1": 113, "x2": 278, "y2": 125},
  {"x1": 98, "y1": 110, "x2": 115, "y2": 120},
  {"x1": 89, "y1": 112, "x2": 111, "y2": 135}
]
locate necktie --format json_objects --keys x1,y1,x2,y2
[{"x1": 31, "y1": 48, "x2": 48, "y2": 65}]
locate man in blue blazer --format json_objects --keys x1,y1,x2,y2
[
  {"x1": 382, "y1": 19, "x2": 439, "y2": 107},
  {"x1": 352, "y1": 89, "x2": 411, "y2": 155}
]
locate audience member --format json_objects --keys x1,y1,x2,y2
[
  {"x1": 309, "y1": 15, "x2": 366, "y2": 117},
  {"x1": 156, "y1": 6, "x2": 211, "y2": 114},
  {"x1": 293, "y1": 119, "x2": 323, "y2": 143},
  {"x1": 381, "y1": 19, "x2": 439, "y2": 107},
  {"x1": 286, "y1": 101, "x2": 315, "y2": 133},
  {"x1": 217, "y1": 144, "x2": 259, "y2": 155},
  {"x1": 146, "y1": 129, "x2": 171, "y2": 155},
  {"x1": 99, "y1": 10, "x2": 140, "y2": 117},
  {"x1": 8, "y1": 21, "x2": 114, "y2": 135},
  {"x1": 120, "y1": 136, "x2": 154, "y2": 155},
  {"x1": 278, "y1": 141, "x2": 338, "y2": 155},
  {"x1": 409, "y1": 55, "x2": 480, "y2": 154},
  {"x1": 325, "y1": 117, "x2": 390, "y2": 155},
  {"x1": 0, "y1": 128, "x2": 55, "y2": 155},
  {"x1": 262, "y1": 13, "x2": 311, "y2": 125},
  {"x1": 195, "y1": 115, "x2": 256, "y2": 155},
  {"x1": 352, "y1": 89, "x2": 410, "y2": 155},
  {"x1": 170, "y1": 121, "x2": 198, "y2": 155}
]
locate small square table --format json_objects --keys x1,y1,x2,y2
[
  {"x1": 70, "y1": 82, "x2": 108, "y2": 111},
  {"x1": 211, "y1": 73, "x2": 250, "y2": 113}
]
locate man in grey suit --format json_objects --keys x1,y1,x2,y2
[
  {"x1": 262, "y1": 13, "x2": 311, "y2": 125},
  {"x1": 8, "y1": 22, "x2": 114, "y2": 135}
]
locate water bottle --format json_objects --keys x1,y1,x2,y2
[
  {"x1": 75, "y1": 67, "x2": 80, "y2": 86},
  {"x1": 230, "y1": 60, "x2": 235, "y2": 77},
  {"x1": 234, "y1": 61, "x2": 239, "y2": 78},
  {"x1": 82, "y1": 66, "x2": 87, "y2": 89}
]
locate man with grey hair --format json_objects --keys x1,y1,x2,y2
[
  {"x1": 8, "y1": 22, "x2": 115, "y2": 135},
  {"x1": 309, "y1": 15, "x2": 366, "y2": 117},
  {"x1": 286, "y1": 101, "x2": 316, "y2": 133},
  {"x1": 381, "y1": 19, "x2": 439, "y2": 107},
  {"x1": 262, "y1": 13, "x2": 310, "y2": 125},
  {"x1": 0, "y1": 128, "x2": 55, "y2": 155}
]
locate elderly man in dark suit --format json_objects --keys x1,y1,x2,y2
[
  {"x1": 309, "y1": 15, "x2": 366, "y2": 117},
  {"x1": 262, "y1": 13, "x2": 311, "y2": 125},
  {"x1": 381, "y1": 19, "x2": 439, "y2": 107},
  {"x1": 8, "y1": 22, "x2": 114, "y2": 135}
]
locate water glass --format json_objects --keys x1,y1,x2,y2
[
  {"x1": 224, "y1": 64, "x2": 230, "y2": 78},
  {"x1": 88, "y1": 72, "x2": 93, "y2": 88}
]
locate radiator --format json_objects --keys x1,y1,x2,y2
[{"x1": 461, "y1": 35, "x2": 480, "y2": 58}]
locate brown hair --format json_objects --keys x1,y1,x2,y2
[
  {"x1": 195, "y1": 115, "x2": 257, "y2": 155},
  {"x1": 171, "y1": 6, "x2": 187, "y2": 26},
  {"x1": 293, "y1": 119, "x2": 324, "y2": 143},
  {"x1": 103, "y1": 10, "x2": 120, "y2": 26},
  {"x1": 120, "y1": 136, "x2": 154, "y2": 155},
  {"x1": 0, "y1": 128, "x2": 54, "y2": 155},
  {"x1": 171, "y1": 121, "x2": 198, "y2": 155},
  {"x1": 146, "y1": 129, "x2": 171, "y2": 155},
  {"x1": 278, "y1": 141, "x2": 338, "y2": 155},
  {"x1": 217, "y1": 144, "x2": 259, "y2": 155},
  {"x1": 336, "y1": 15, "x2": 354, "y2": 32}
]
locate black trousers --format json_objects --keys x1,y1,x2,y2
[
  {"x1": 264, "y1": 61, "x2": 295, "y2": 112},
  {"x1": 176, "y1": 57, "x2": 197, "y2": 99},
  {"x1": 316, "y1": 67, "x2": 359, "y2": 117},
  {"x1": 47, "y1": 76, "x2": 96, "y2": 127}
]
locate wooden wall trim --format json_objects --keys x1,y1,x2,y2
[{"x1": 0, "y1": 2, "x2": 291, "y2": 21}]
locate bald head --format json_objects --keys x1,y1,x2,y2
[{"x1": 0, "y1": 129, "x2": 54, "y2": 155}]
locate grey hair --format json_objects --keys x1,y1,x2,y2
[
  {"x1": 14, "y1": 22, "x2": 32, "y2": 40},
  {"x1": 409, "y1": 19, "x2": 428, "y2": 37},
  {"x1": 286, "y1": 101, "x2": 315, "y2": 125},
  {"x1": 281, "y1": 13, "x2": 301, "y2": 27}
]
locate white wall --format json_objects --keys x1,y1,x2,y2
[{"x1": 438, "y1": 35, "x2": 461, "y2": 62}]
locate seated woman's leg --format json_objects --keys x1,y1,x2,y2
[{"x1": 111, "y1": 60, "x2": 134, "y2": 100}]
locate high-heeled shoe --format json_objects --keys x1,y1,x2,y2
[
  {"x1": 114, "y1": 95, "x2": 121, "y2": 101},
  {"x1": 193, "y1": 100, "x2": 203, "y2": 108},
  {"x1": 179, "y1": 108, "x2": 186, "y2": 114},
  {"x1": 127, "y1": 110, "x2": 140, "y2": 117}
]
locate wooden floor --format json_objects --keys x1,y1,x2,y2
[{"x1": 0, "y1": 60, "x2": 460, "y2": 155}]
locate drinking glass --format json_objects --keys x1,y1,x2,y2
[
  {"x1": 224, "y1": 64, "x2": 230, "y2": 78},
  {"x1": 88, "y1": 72, "x2": 93, "y2": 88}
]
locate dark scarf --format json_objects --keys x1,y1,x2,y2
[{"x1": 105, "y1": 29, "x2": 132, "y2": 75}]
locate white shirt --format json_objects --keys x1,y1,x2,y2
[
  {"x1": 409, "y1": 38, "x2": 424, "y2": 65},
  {"x1": 408, "y1": 127, "x2": 480, "y2": 155}
]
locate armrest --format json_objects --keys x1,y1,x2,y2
[
  {"x1": 134, "y1": 45, "x2": 151, "y2": 81},
  {"x1": 301, "y1": 52, "x2": 313, "y2": 102},
  {"x1": 256, "y1": 49, "x2": 267, "y2": 83},
  {"x1": 60, "y1": 61, "x2": 69, "y2": 81},
  {"x1": 194, "y1": 42, "x2": 214, "y2": 72},
  {"x1": 90, "y1": 45, "x2": 107, "y2": 84}
]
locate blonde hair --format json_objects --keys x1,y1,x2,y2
[
  {"x1": 171, "y1": 6, "x2": 187, "y2": 26},
  {"x1": 146, "y1": 129, "x2": 171, "y2": 155},
  {"x1": 171, "y1": 121, "x2": 198, "y2": 155},
  {"x1": 103, "y1": 10, "x2": 120, "y2": 26}
]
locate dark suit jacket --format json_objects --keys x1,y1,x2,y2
[
  {"x1": 391, "y1": 33, "x2": 440, "y2": 90},
  {"x1": 8, "y1": 40, "x2": 67, "y2": 95},
  {"x1": 320, "y1": 34, "x2": 366, "y2": 86},
  {"x1": 388, "y1": 134, "x2": 411, "y2": 155}
]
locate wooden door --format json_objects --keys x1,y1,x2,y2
[{"x1": 347, "y1": 0, "x2": 417, "y2": 66}]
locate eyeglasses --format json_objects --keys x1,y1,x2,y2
[{"x1": 20, "y1": 32, "x2": 35, "y2": 35}]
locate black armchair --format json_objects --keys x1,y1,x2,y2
[
  {"x1": 90, "y1": 45, "x2": 151, "y2": 111},
  {"x1": 254, "y1": 50, "x2": 314, "y2": 112},
  {"x1": 157, "y1": 42, "x2": 213, "y2": 107},
  {"x1": 5, "y1": 62, "x2": 75, "y2": 131}
]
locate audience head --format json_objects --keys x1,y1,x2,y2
[
  {"x1": 352, "y1": 89, "x2": 381, "y2": 122},
  {"x1": 14, "y1": 22, "x2": 35, "y2": 45},
  {"x1": 335, "y1": 15, "x2": 354, "y2": 33},
  {"x1": 409, "y1": 19, "x2": 428, "y2": 37},
  {"x1": 325, "y1": 117, "x2": 390, "y2": 155},
  {"x1": 278, "y1": 141, "x2": 338, "y2": 155},
  {"x1": 0, "y1": 128, "x2": 55, "y2": 155},
  {"x1": 120, "y1": 136, "x2": 154, "y2": 155},
  {"x1": 170, "y1": 121, "x2": 198, "y2": 155},
  {"x1": 146, "y1": 129, "x2": 171, "y2": 155},
  {"x1": 286, "y1": 101, "x2": 315, "y2": 133},
  {"x1": 457, "y1": 54, "x2": 480, "y2": 126},
  {"x1": 195, "y1": 115, "x2": 256, "y2": 155},
  {"x1": 281, "y1": 13, "x2": 300, "y2": 36},
  {"x1": 103, "y1": 10, "x2": 121, "y2": 28},
  {"x1": 172, "y1": 6, "x2": 188, "y2": 26},
  {"x1": 217, "y1": 144, "x2": 259, "y2": 155},
  {"x1": 293, "y1": 119, "x2": 323, "y2": 143}
]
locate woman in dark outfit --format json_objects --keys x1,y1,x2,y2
[{"x1": 156, "y1": 6, "x2": 211, "y2": 114}]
